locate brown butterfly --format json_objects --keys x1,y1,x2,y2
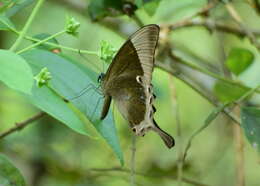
[{"x1": 98, "y1": 24, "x2": 175, "y2": 148}]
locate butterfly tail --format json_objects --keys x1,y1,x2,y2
[{"x1": 152, "y1": 119, "x2": 175, "y2": 148}]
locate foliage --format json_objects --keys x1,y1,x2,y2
[
  {"x1": 88, "y1": 0, "x2": 159, "y2": 21},
  {"x1": 0, "y1": 49, "x2": 33, "y2": 94},
  {"x1": 0, "y1": 0, "x2": 260, "y2": 185},
  {"x1": 32, "y1": 33, "x2": 60, "y2": 51},
  {"x1": 241, "y1": 106, "x2": 260, "y2": 151},
  {"x1": 225, "y1": 48, "x2": 254, "y2": 76},
  {"x1": 0, "y1": 154, "x2": 26, "y2": 186},
  {"x1": 213, "y1": 80, "x2": 249, "y2": 103}
]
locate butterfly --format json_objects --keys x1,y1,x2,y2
[{"x1": 98, "y1": 24, "x2": 175, "y2": 148}]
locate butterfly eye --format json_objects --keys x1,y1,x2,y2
[
  {"x1": 98, "y1": 73, "x2": 105, "y2": 83},
  {"x1": 132, "y1": 128, "x2": 136, "y2": 133}
]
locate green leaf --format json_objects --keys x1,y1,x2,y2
[
  {"x1": 0, "y1": 15, "x2": 15, "y2": 30},
  {"x1": 0, "y1": 0, "x2": 16, "y2": 13},
  {"x1": 0, "y1": 49, "x2": 33, "y2": 94},
  {"x1": 135, "y1": 0, "x2": 160, "y2": 16},
  {"x1": 241, "y1": 106, "x2": 260, "y2": 151},
  {"x1": 135, "y1": 0, "x2": 143, "y2": 7},
  {"x1": 5, "y1": 0, "x2": 35, "y2": 17},
  {"x1": 88, "y1": 0, "x2": 123, "y2": 21},
  {"x1": 143, "y1": 0, "x2": 160, "y2": 16},
  {"x1": 214, "y1": 80, "x2": 249, "y2": 103},
  {"x1": 21, "y1": 49, "x2": 123, "y2": 164},
  {"x1": 0, "y1": 154, "x2": 26, "y2": 186},
  {"x1": 183, "y1": 103, "x2": 229, "y2": 160},
  {"x1": 225, "y1": 48, "x2": 254, "y2": 75},
  {"x1": 27, "y1": 84, "x2": 91, "y2": 136},
  {"x1": 33, "y1": 33, "x2": 60, "y2": 51}
]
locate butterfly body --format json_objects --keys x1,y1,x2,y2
[{"x1": 99, "y1": 24, "x2": 175, "y2": 148}]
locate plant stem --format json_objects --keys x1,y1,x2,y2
[
  {"x1": 156, "y1": 62, "x2": 241, "y2": 125},
  {"x1": 132, "y1": 14, "x2": 144, "y2": 27},
  {"x1": 0, "y1": 112, "x2": 45, "y2": 139},
  {"x1": 10, "y1": 0, "x2": 45, "y2": 52},
  {"x1": 171, "y1": 53, "x2": 260, "y2": 94},
  {"x1": 130, "y1": 135, "x2": 136, "y2": 186},
  {"x1": 0, "y1": 20, "x2": 99, "y2": 56},
  {"x1": 16, "y1": 30, "x2": 66, "y2": 54},
  {"x1": 233, "y1": 107, "x2": 245, "y2": 186},
  {"x1": 89, "y1": 167, "x2": 211, "y2": 186},
  {"x1": 21, "y1": 31, "x2": 99, "y2": 55},
  {"x1": 169, "y1": 75, "x2": 183, "y2": 186}
]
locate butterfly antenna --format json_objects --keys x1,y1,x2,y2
[{"x1": 67, "y1": 84, "x2": 96, "y2": 101}]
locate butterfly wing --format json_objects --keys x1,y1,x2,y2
[
  {"x1": 102, "y1": 24, "x2": 159, "y2": 86},
  {"x1": 100, "y1": 24, "x2": 175, "y2": 148},
  {"x1": 100, "y1": 24, "x2": 159, "y2": 119}
]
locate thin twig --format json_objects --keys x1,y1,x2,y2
[
  {"x1": 167, "y1": 19, "x2": 260, "y2": 38},
  {"x1": 10, "y1": 0, "x2": 45, "y2": 51},
  {"x1": 16, "y1": 30, "x2": 66, "y2": 54},
  {"x1": 89, "y1": 167, "x2": 211, "y2": 186},
  {"x1": 155, "y1": 61, "x2": 241, "y2": 125},
  {"x1": 0, "y1": 22, "x2": 99, "y2": 56},
  {"x1": 0, "y1": 112, "x2": 45, "y2": 139},
  {"x1": 164, "y1": 1, "x2": 260, "y2": 49},
  {"x1": 233, "y1": 112, "x2": 245, "y2": 186},
  {"x1": 252, "y1": 0, "x2": 260, "y2": 15},
  {"x1": 175, "y1": 0, "x2": 217, "y2": 23},
  {"x1": 168, "y1": 49, "x2": 260, "y2": 94},
  {"x1": 225, "y1": 2, "x2": 260, "y2": 51},
  {"x1": 130, "y1": 135, "x2": 136, "y2": 186},
  {"x1": 169, "y1": 76, "x2": 183, "y2": 186},
  {"x1": 132, "y1": 14, "x2": 144, "y2": 27}
]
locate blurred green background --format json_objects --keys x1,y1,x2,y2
[{"x1": 1, "y1": 0, "x2": 260, "y2": 185}]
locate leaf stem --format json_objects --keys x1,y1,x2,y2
[
  {"x1": 169, "y1": 76, "x2": 183, "y2": 186},
  {"x1": 156, "y1": 61, "x2": 241, "y2": 124},
  {"x1": 0, "y1": 112, "x2": 45, "y2": 139},
  {"x1": 0, "y1": 20, "x2": 99, "y2": 56},
  {"x1": 16, "y1": 30, "x2": 66, "y2": 54},
  {"x1": 10, "y1": 0, "x2": 45, "y2": 52},
  {"x1": 130, "y1": 135, "x2": 136, "y2": 186},
  {"x1": 23, "y1": 32, "x2": 99, "y2": 55},
  {"x1": 171, "y1": 53, "x2": 260, "y2": 94}
]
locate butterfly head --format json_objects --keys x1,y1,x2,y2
[
  {"x1": 98, "y1": 73, "x2": 105, "y2": 84},
  {"x1": 131, "y1": 122, "x2": 153, "y2": 137}
]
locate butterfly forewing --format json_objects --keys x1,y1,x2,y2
[{"x1": 102, "y1": 24, "x2": 159, "y2": 87}]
